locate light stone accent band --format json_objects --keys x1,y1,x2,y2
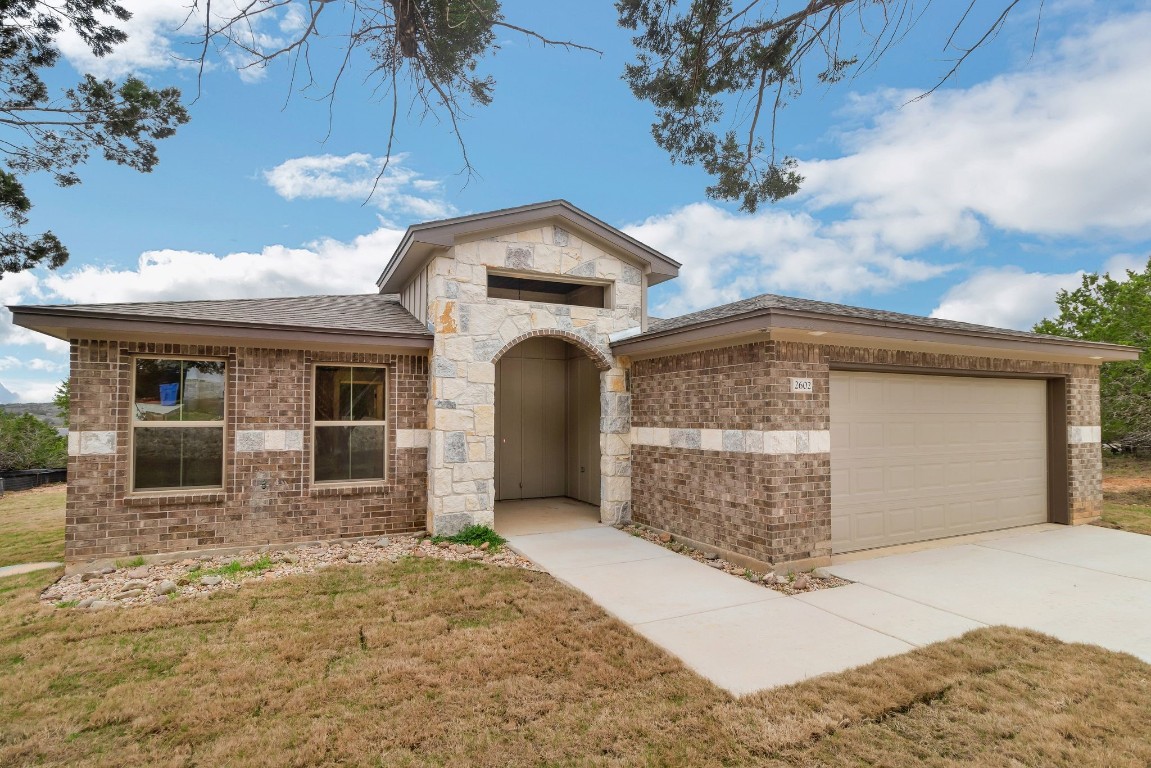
[
  {"x1": 1068, "y1": 426, "x2": 1102, "y2": 445},
  {"x1": 632, "y1": 427, "x2": 831, "y2": 455},
  {"x1": 235, "y1": 430, "x2": 304, "y2": 452},
  {"x1": 68, "y1": 431, "x2": 117, "y2": 456},
  {"x1": 395, "y1": 428, "x2": 430, "y2": 449}
]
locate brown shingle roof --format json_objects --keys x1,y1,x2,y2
[
  {"x1": 640, "y1": 292, "x2": 1075, "y2": 343},
  {"x1": 11, "y1": 294, "x2": 431, "y2": 337}
]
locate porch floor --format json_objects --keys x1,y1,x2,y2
[{"x1": 494, "y1": 497, "x2": 601, "y2": 537}]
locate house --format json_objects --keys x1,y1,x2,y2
[{"x1": 10, "y1": 201, "x2": 1139, "y2": 571}]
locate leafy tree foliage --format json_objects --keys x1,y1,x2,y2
[
  {"x1": 53, "y1": 379, "x2": 69, "y2": 426},
  {"x1": 0, "y1": 410, "x2": 65, "y2": 470},
  {"x1": 0, "y1": 1, "x2": 189, "y2": 276},
  {"x1": 617, "y1": 0, "x2": 1036, "y2": 211},
  {"x1": 1034, "y1": 259, "x2": 1151, "y2": 442}
]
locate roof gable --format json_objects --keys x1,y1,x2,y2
[{"x1": 376, "y1": 200, "x2": 680, "y2": 292}]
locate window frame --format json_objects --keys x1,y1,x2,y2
[
  {"x1": 129, "y1": 354, "x2": 227, "y2": 494},
  {"x1": 311, "y1": 362, "x2": 391, "y2": 486},
  {"x1": 485, "y1": 268, "x2": 615, "y2": 310}
]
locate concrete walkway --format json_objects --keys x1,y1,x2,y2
[
  {"x1": 509, "y1": 523, "x2": 1151, "y2": 696},
  {"x1": 0, "y1": 561, "x2": 62, "y2": 578},
  {"x1": 508, "y1": 526, "x2": 921, "y2": 694}
]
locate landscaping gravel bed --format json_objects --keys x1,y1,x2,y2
[
  {"x1": 41, "y1": 535, "x2": 539, "y2": 610},
  {"x1": 622, "y1": 524, "x2": 850, "y2": 595}
]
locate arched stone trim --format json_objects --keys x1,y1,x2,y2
[{"x1": 491, "y1": 329, "x2": 613, "y2": 371}]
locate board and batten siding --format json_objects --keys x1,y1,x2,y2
[{"x1": 399, "y1": 263, "x2": 431, "y2": 327}]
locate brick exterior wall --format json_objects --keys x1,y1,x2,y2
[
  {"x1": 66, "y1": 339, "x2": 428, "y2": 563},
  {"x1": 630, "y1": 339, "x2": 1103, "y2": 567}
]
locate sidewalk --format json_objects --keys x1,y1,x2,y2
[{"x1": 506, "y1": 526, "x2": 973, "y2": 695}]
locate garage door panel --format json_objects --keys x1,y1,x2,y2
[{"x1": 831, "y1": 372, "x2": 1048, "y2": 553}]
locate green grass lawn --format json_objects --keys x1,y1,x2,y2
[{"x1": 0, "y1": 486, "x2": 65, "y2": 567}]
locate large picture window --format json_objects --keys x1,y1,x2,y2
[
  {"x1": 314, "y1": 365, "x2": 387, "y2": 483},
  {"x1": 132, "y1": 358, "x2": 225, "y2": 491}
]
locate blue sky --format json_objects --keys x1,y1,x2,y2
[{"x1": 2, "y1": 0, "x2": 1150, "y2": 401}]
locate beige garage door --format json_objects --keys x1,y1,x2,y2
[{"x1": 830, "y1": 371, "x2": 1048, "y2": 553}]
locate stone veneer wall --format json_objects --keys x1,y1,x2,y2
[
  {"x1": 65, "y1": 339, "x2": 428, "y2": 563},
  {"x1": 422, "y1": 225, "x2": 640, "y2": 534},
  {"x1": 630, "y1": 339, "x2": 1103, "y2": 567}
]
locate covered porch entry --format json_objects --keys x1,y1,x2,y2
[{"x1": 493, "y1": 336, "x2": 602, "y2": 535}]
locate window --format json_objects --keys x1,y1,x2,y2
[
  {"x1": 487, "y1": 273, "x2": 607, "y2": 308},
  {"x1": 314, "y1": 365, "x2": 387, "y2": 483},
  {"x1": 132, "y1": 358, "x2": 225, "y2": 491}
]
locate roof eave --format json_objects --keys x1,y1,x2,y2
[
  {"x1": 9, "y1": 307, "x2": 434, "y2": 349},
  {"x1": 375, "y1": 200, "x2": 681, "y2": 292},
  {"x1": 610, "y1": 307, "x2": 1140, "y2": 363}
]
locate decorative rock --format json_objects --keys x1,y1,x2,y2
[
  {"x1": 793, "y1": 574, "x2": 812, "y2": 590},
  {"x1": 763, "y1": 572, "x2": 779, "y2": 585},
  {"x1": 412, "y1": 550, "x2": 427, "y2": 558},
  {"x1": 155, "y1": 580, "x2": 178, "y2": 595},
  {"x1": 347, "y1": 555, "x2": 363, "y2": 564},
  {"x1": 80, "y1": 571, "x2": 103, "y2": 582},
  {"x1": 703, "y1": 552, "x2": 719, "y2": 561},
  {"x1": 90, "y1": 600, "x2": 117, "y2": 611},
  {"x1": 200, "y1": 575, "x2": 223, "y2": 586},
  {"x1": 707, "y1": 560, "x2": 725, "y2": 569},
  {"x1": 77, "y1": 597, "x2": 97, "y2": 609},
  {"x1": 658, "y1": 533, "x2": 672, "y2": 544},
  {"x1": 125, "y1": 566, "x2": 150, "y2": 580},
  {"x1": 116, "y1": 589, "x2": 144, "y2": 600},
  {"x1": 281, "y1": 554, "x2": 299, "y2": 564},
  {"x1": 98, "y1": 566, "x2": 116, "y2": 575},
  {"x1": 332, "y1": 551, "x2": 348, "y2": 560},
  {"x1": 122, "y1": 580, "x2": 148, "y2": 591},
  {"x1": 811, "y1": 567, "x2": 833, "y2": 580},
  {"x1": 436, "y1": 541, "x2": 451, "y2": 549},
  {"x1": 452, "y1": 544, "x2": 471, "y2": 554},
  {"x1": 373, "y1": 537, "x2": 392, "y2": 548},
  {"x1": 468, "y1": 552, "x2": 484, "y2": 560},
  {"x1": 479, "y1": 542, "x2": 490, "y2": 551}
]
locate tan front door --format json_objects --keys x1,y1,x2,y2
[{"x1": 830, "y1": 371, "x2": 1048, "y2": 553}]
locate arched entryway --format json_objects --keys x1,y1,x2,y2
[{"x1": 492, "y1": 334, "x2": 605, "y2": 535}]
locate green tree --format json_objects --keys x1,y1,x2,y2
[
  {"x1": 0, "y1": 1, "x2": 189, "y2": 276},
  {"x1": 0, "y1": 411, "x2": 66, "y2": 471},
  {"x1": 53, "y1": 379, "x2": 69, "y2": 426},
  {"x1": 1034, "y1": 259, "x2": 1151, "y2": 442}
]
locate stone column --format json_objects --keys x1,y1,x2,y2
[{"x1": 600, "y1": 365, "x2": 632, "y2": 524}]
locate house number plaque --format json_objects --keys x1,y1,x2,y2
[{"x1": 790, "y1": 378, "x2": 814, "y2": 394}]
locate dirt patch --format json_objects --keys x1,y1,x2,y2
[
  {"x1": 42, "y1": 536, "x2": 538, "y2": 609},
  {"x1": 622, "y1": 523, "x2": 850, "y2": 594}
]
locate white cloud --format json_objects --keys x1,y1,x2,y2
[
  {"x1": 56, "y1": 1, "x2": 192, "y2": 79},
  {"x1": 800, "y1": 11, "x2": 1151, "y2": 252},
  {"x1": 930, "y1": 267, "x2": 1086, "y2": 330},
  {"x1": 627, "y1": 203, "x2": 951, "y2": 318},
  {"x1": 0, "y1": 224, "x2": 407, "y2": 400},
  {"x1": 264, "y1": 153, "x2": 455, "y2": 221}
]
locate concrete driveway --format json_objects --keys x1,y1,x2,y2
[
  {"x1": 825, "y1": 524, "x2": 1151, "y2": 664},
  {"x1": 509, "y1": 522, "x2": 1151, "y2": 696}
]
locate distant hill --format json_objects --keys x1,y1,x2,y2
[
  {"x1": 0, "y1": 403, "x2": 65, "y2": 429},
  {"x1": 0, "y1": 382, "x2": 18, "y2": 404}
]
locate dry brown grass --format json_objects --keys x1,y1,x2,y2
[
  {"x1": 0, "y1": 485, "x2": 65, "y2": 567},
  {"x1": 1100, "y1": 452, "x2": 1151, "y2": 535},
  {"x1": 1, "y1": 558, "x2": 1149, "y2": 767}
]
